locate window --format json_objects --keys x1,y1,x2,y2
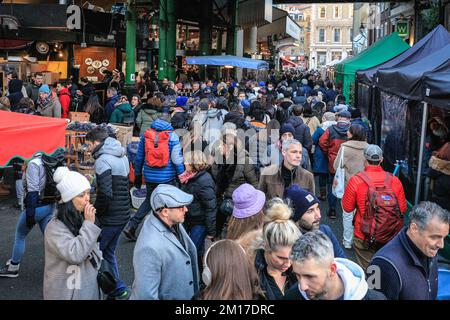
[
  {"x1": 300, "y1": 37, "x2": 305, "y2": 44},
  {"x1": 298, "y1": 13, "x2": 304, "y2": 21},
  {"x1": 299, "y1": 26, "x2": 304, "y2": 32},
  {"x1": 334, "y1": 6, "x2": 340, "y2": 19},
  {"x1": 317, "y1": 52, "x2": 327, "y2": 66},
  {"x1": 318, "y1": 28, "x2": 325, "y2": 42},
  {"x1": 319, "y1": 7, "x2": 326, "y2": 19},
  {"x1": 334, "y1": 28, "x2": 341, "y2": 42},
  {"x1": 332, "y1": 51, "x2": 342, "y2": 61},
  {"x1": 291, "y1": 49, "x2": 296, "y2": 55}
]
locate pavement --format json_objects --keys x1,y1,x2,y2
[{"x1": 0, "y1": 175, "x2": 355, "y2": 300}]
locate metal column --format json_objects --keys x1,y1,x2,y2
[{"x1": 125, "y1": 0, "x2": 136, "y2": 86}]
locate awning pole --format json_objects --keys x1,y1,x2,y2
[{"x1": 415, "y1": 102, "x2": 428, "y2": 205}]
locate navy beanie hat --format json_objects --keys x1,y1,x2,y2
[
  {"x1": 284, "y1": 184, "x2": 320, "y2": 222},
  {"x1": 280, "y1": 123, "x2": 295, "y2": 137}
]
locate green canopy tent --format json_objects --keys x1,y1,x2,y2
[{"x1": 334, "y1": 33, "x2": 410, "y2": 103}]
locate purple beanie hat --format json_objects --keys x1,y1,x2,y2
[{"x1": 232, "y1": 183, "x2": 266, "y2": 219}]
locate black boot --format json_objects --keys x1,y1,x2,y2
[
  {"x1": 318, "y1": 187, "x2": 326, "y2": 201},
  {"x1": 327, "y1": 209, "x2": 336, "y2": 219},
  {"x1": 122, "y1": 226, "x2": 137, "y2": 241}
]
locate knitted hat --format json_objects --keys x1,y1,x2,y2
[
  {"x1": 284, "y1": 184, "x2": 320, "y2": 222},
  {"x1": 53, "y1": 167, "x2": 91, "y2": 203},
  {"x1": 39, "y1": 84, "x2": 51, "y2": 94},
  {"x1": 240, "y1": 99, "x2": 251, "y2": 109},
  {"x1": 176, "y1": 96, "x2": 188, "y2": 107},
  {"x1": 232, "y1": 184, "x2": 266, "y2": 219},
  {"x1": 280, "y1": 123, "x2": 295, "y2": 137},
  {"x1": 259, "y1": 81, "x2": 265, "y2": 87}
]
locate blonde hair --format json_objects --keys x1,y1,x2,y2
[
  {"x1": 184, "y1": 150, "x2": 210, "y2": 172},
  {"x1": 262, "y1": 198, "x2": 301, "y2": 252}
]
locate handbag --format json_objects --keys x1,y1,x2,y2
[
  {"x1": 332, "y1": 146, "x2": 345, "y2": 199},
  {"x1": 219, "y1": 197, "x2": 234, "y2": 216},
  {"x1": 94, "y1": 258, "x2": 118, "y2": 295}
]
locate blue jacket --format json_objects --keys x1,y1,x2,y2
[
  {"x1": 105, "y1": 94, "x2": 120, "y2": 120},
  {"x1": 312, "y1": 126, "x2": 328, "y2": 174},
  {"x1": 319, "y1": 224, "x2": 347, "y2": 259},
  {"x1": 369, "y1": 228, "x2": 438, "y2": 300},
  {"x1": 134, "y1": 119, "x2": 185, "y2": 184}
]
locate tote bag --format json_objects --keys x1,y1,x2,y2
[{"x1": 332, "y1": 146, "x2": 345, "y2": 199}]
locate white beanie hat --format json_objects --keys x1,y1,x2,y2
[{"x1": 53, "y1": 167, "x2": 91, "y2": 203}]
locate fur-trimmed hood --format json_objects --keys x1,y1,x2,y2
[{"x1": 429, "y1": 155, "x2": 450, "y2": 176}]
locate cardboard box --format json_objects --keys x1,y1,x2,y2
[{"x1": 69, "y1": 112, "x2": 90, "y2": 122}]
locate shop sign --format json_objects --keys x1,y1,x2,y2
[
  {"x1": 67, "y1": 5, "x2": 81, "y2": 30},
  {"x1": 396, "y1": 21, "x2": 409, "y2": 38}
]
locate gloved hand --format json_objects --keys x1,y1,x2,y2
[
  {"x1": 134, "y1": 175, "x2": 142, "y2": 189},
  {"x1": 24, "y1": 191, "x2": 39, "y2": 229}
]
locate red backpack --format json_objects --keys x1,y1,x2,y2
[
  {"x1": 357, "y1": 171, "x2": 404, "y2": 248},
  {"x1": 144, "y1": 128, "x2": 170, "y2": 168}
]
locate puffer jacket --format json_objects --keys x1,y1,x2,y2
[
  {"x1": 319, "y1": 121, "x2": 350, "y2": 174},
  {"x1": 109, "y1": 102, "x2": 134, "y2": 124},
  {"x1": 134, "y1": 119, "x2": 185, "y2": 184},
  {"x1": 181, "y1": 170, "x2": 217, "y2": 237},
  {"x1": 342, "y1": 165, "x2": 407, "y2": 241},
  {"x1": 287, "y1": 116, "x2": 313, "y2": 152},
  {"x1": 136, "y1": 104, "x2": 162, "y2": 136},
  {"x1": 92, "y1": 137, "x2": 131, "y2": 227},
  {"x1": 333, "y1": 140, "x2": 369, "y2": 185},
  {"x1": 37, "y1": 96, "x2": 62, "y2": 118},
  {"x1": 58, "y1": 87, "x2": 71, "y2": 119}
]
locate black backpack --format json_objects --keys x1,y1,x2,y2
[{"x1": 40, "y1": 150, "x2": 66, "y2": 203}]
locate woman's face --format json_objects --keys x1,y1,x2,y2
[
  {"x1": 131, "y1": 96, "x2": 139, "y2": 106},
  {"x1": 265, "y1": 246, "x2": 293, "y2": 273},
  {"x1": 71, "y1": 190, "x2": 90, "y2": 212}
]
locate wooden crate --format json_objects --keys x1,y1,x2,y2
[
  {"x1": 69, "y1": 112, "x2": 90, "y2": 122},
  {"x1": 110, "y1": 124, "x2": 133, "y2": 147}
]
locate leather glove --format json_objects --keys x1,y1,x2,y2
[
  {"x1": 134, "y1": 175, "x2": 142, "y2": 189},
  {"x1": 25, "y1": 191, "x2": 39, "y2": 229}
]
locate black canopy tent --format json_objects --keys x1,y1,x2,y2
[{"x1": 375, "y1": 45, "x2": 450, "y2": 204}]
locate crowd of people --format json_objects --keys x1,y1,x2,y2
[{"x1": 0, "y1": 67, "x2": 449, "y2": 301}]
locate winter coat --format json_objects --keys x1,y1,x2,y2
[
  {"x1": 319, "y1": 224, "x2": 347, "y2": 259},
  {"x1": 88, "y1": 107, "x2": 106, "y2": 125},
  {"x1": 369, "y1": 228, "x2": 438, "y2": 300},
  {"x1": 181, "y1": 170, "x2": 217, "y2": 237},
  {"x1": 134, "y1": 119, "x2": 185, "y2": 184},
  {"x1": 258, "y1": 164, "x2": 315, "y2": 199},
  {"x1": 333, "y1": 140, "x2": 369, "y2": 186},
  {"x1": 312, "y1": 122, "x2": 336, "y2": 174},
  {"x1": 427, "y1": 153, "x2": 450, "y2": 211},
  {"x1": 109, "y1": 102, "x2": 134, "y2": 125},
  {"x1": 300, "y1": 115, "x2": 321, "y2": 137},
  {"x1": 254, "y1": 249, "x2": 298, "y2": 300},
  {"x1": 37, "y1": 96, "x2": 62, "y2": 118},
  {"x1": 210, "y1": 155, "x2": 258, "y2": 199},
  {"x1": 26, "y1": 82, "x2": 41, "y2": 102},
  {"x1": 192, "y1": 108, "x2": 228, "y2": 145},
  {"x1": 130, "y1": 212, "x2": 199, "y2": 300},
  {"x1": 136, "y1": 104, "x2": 162, "y2": 136},
  {"x1": 7, "y1": 79, "x2": 24, "y2": 111},
  {"x1": 284, "y1": 258, "x2": 386, "y2": 300},
  {"x1": 58, "y1": 87, "x2": 71, "y2": 119},
  {"x1": 319, "y1": 121, "x2": 350, "y2": 174},
  {"x1": 93, "y1": 137, "x2": 131, "y2": 227},
  {"x1": 324, "y1": 88, "x2": 337, "y2": 103},
  {"x1": 342, "y1": 165, "x2": 407, "y2": 241},
  {"x1": 287, "y1": 116, "x2": 313, "y2": 152},
  {"x1": 224, "y1": 111, "x2": 248, "y2": 130},
  {"x1": 80, "y1": 83, "x2": 95, "y2": 110},
  {"x1": 171, "y1": 109, "x2": 188, "y2": 130},
  {"x1": 105, "y1": 95, "x2": 120, "y2": 119},
  {"x1": 43, "y1": 218, "x2": 102, "y2": 300}
]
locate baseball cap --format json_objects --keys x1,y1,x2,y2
[
  {"x1": 338, "y1": 110, "x2": 351, "y2": 119},
  {"x1": 364, "y1": 144, "x2": 383, "y2": 162}
]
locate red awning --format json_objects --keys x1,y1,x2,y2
[
  {"x1": 0, "y1": 111, "x2": 67, "y2": 167},
  {"x1": 281, "y1": 56, "x2": 299, "y2": 67}
]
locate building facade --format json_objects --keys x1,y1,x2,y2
[{"x1": 309, "y1": 3, "x2": 354, "y2": 69}]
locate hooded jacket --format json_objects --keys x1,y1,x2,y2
[
  {"x1": 93, "y1": 137, "x2": 131, "y2": 227},
  {"x1": 26, "y1": 81, "x2": 41, "y2": 102},
  {"x1": 192, "y1": 108, "x2": 228, "y2": 145},
  {"x1": 136, "y1": 104, "x2": 162, "y2": 136},
  {"x1": 287, "y1": 116, "x2": 313, "y2": 152},
  {"x1": 58, "y1": 87, "x2": 71, "y2": 119},
  {"x1": 7, "y1": 79, "x2": 24, "y2": 111},
  {"x1": 134, "y1": 119, "x2": 185, "y2": 184},
  {"x1": 105, "y1": 94, "x2": 120, "y2": 119},
  {"x1": 224, "y1": 111, "x2": 248, "y2": 130},
  {"x1": 333, "y1": 140, "x2": 369, "y2": 185},
  {"x1": 319, "y1": 121, "x2": 350, "y2": 174},
  {"x1": 285, "y1": 258, "x2": 386, "y2": 300},
  {"x1": 109, "y1": 102, "x2": 134, "y2": 124}
]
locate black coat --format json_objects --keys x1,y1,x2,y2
[
  {"x1": 182, "y1": 171, "x2": 217, "y2": 237},
  {"x1": 287, "y1": 116, "x2": 313, "y2": 152},
  {"x1": 171, "y1": 111, "x2": 188, "y2": 129},
  {"x1": 284, "y1": 284, "x2": 386, "y2": 300}
]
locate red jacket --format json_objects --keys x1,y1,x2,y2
[
  {"x1": 58, "y1": 87, "x2": 71, "y2": 118},
  {"x1": 319, "y1": 122, "x2": 350, "y2": 174},
  {"x1": 342, "y1": 165, "x2": 407, "y2": 241}
]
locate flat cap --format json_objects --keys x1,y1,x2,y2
[{"x1": 150, "y1": 184, "x2": 193, "y2": 211}]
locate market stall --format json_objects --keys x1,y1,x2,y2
[{"x1": 334, "y1": 32, "x2": 410, "y2": 105}]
